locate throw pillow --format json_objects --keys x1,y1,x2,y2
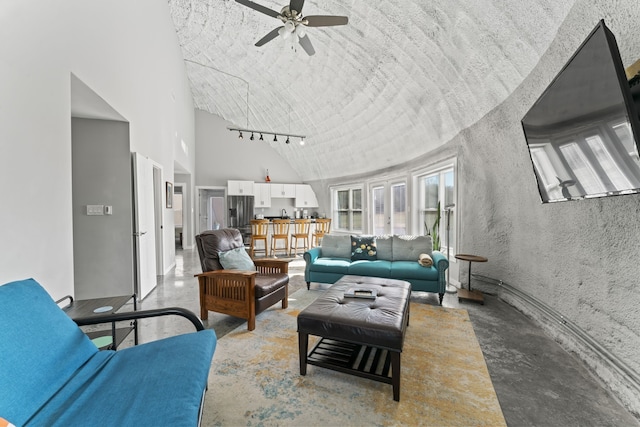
[
  {"x1": 218, "y1": 247, "x2": 256, "y2": 270},
  {"x1": 351, "y1": 235, "x2": 377, "y2": 261},
  {"x1": 320, "y1": 234, "x2": 352, "y2": 258},
  {"x1": 392, "y1": 235, "x2": 432, "y2": 261}
]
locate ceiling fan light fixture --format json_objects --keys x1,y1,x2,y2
[
  {"x1": 278, "y1": 26, "x2": 290, "y2": 40},
  {"x1": 284, "y1": 20, "x2": 295, "y2": 33},
  {"x1": 295, "y1": 25, "x2": 306, "y2": 38}
]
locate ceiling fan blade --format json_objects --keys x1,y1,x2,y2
[
  {"x1": 298, "y1": 34, "x2": 315, "y2": 56},
  {"x1": 289, "y1": 0, "x2": 305, "y2": 15},
  {"x1": 235, "y1": 0, "x2": 280, "y2": 19},
  {"x1": 304, "y1": 15, "x2": 348, "y2": 27},
  {"x1": 255, "y1": 27, "x2": 283, "y2": 46}
]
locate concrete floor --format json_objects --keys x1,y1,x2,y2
[{"x1": 130, "y1": 247, "x2": 639, "y2": 426}]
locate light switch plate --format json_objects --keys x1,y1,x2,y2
[{"x1": 87, "y1": 205, "x2": 104, "y2": 215}]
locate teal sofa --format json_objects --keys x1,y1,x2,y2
[
  {"x1": 0, "y1": 278, "x2": 216, "y2": 427},
  {"x1": 304, "y1": 234, "x2": 449, "y2": 304}
]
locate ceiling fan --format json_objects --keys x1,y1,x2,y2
[{"x1": 235, "y1": 0, "x2": 348, "y2": 56}]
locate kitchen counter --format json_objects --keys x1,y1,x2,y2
[{"x1": 260, "y1": 217, "x2": 319, "y2": 222}]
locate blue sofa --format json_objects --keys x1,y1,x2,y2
[
  {"x1": 0, "y1": 279, "x2": 216, "y2": 427},
  {"x1": 304, "y1": 234, "x2": 449, "y2": 304}
]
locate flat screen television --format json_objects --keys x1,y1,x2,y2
[{"x1": 521, "y1": 20, "x2": 640, "y2": 203}]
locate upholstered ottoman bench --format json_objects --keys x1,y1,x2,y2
[{"x1": 297, "y1": 275, "x2": 411, "y2": 401}]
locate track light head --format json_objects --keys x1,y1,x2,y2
[
  {"x1": 238, "y1": 131, "x2": 243, "y2": 139},
  {"x1": 274, "y1": 134, "x2": 278, "y2": 142},
  {"x1": 286, "y1": 136, "x2": 290, "y2": 144},
  {"x1": 259, "y1": 133, "x2": 264, "y2": 141},
  {"x1": 299, "y1": 138, "x2": 305, "y2": 146},
  {"x1": 250, "y1": 132, "x2": 255, "y2": 141}
]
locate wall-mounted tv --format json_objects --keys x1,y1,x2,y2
[{"x1": 521, "y1": 20, "x2": 640, "y2": 203}]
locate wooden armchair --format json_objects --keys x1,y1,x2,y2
[{"x1": 195, "y1": 228, "x2": 289, "y2": 331}]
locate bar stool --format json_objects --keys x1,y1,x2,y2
[
  {"x1": 271, "y1": 219, "x2": 290, "y2": 257},
  {"x1": 290, "y1": 219, "x2": 311, "y2": 256},
  {"x1": 249, "y1": 219, "x2": 270, "y2": 258},
  {"x1": 312, "y1": 218, "x2": 331, "y2": 247}
]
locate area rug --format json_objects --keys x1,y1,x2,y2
[{"x1": 201, "y1": 288, "x2": 506, "y2": 426}]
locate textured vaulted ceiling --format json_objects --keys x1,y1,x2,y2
[{"x1": 168, "y1": 0, "x2": 576, "y2": 181}]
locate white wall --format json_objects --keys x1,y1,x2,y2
[
  {"x1": 0, "y1": 0, "x2": 195, "y2": 299},
  {"x1": 195, "y1": 110, "x2": 302, "y2": 187}
]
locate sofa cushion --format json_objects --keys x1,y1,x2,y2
[
  {"x1": 218, "y1": 247, "x2": 255, "y2": 270},
  {"x1": 0, "y1": 279, "x2": 99, "y2": 425},
  {"x1": 350, "y1": 235, "x2": 377, "y2": 260},
  {"x1": 320, "y1": 234, "x2": 352, "y2": 258},
  {"x1": 309, "y1": 257, "x2": 351, "y2": 275},
  {"x1": 390, "y1": 261, "x2": 439, "y2": 281},
  {"x1": 375, "y1": 235, "x2": 393, "y2": 261},
  {"x1": 392, "y1": 235, "x2": 432, "y2": 261},
  {"x1": 29, "y1": 331, "x2": 216, "y2": 426},
  {"x1": 255, "y1": 273, "x2": 289, "y2": 298},
  {"x1": 348, "y1": 260, "x2": 392, "y2": 277}
]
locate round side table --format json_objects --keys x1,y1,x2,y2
[{"x1": 455, "y1": 254, "x2": 488, "y2": 304}]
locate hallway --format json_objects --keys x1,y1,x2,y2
[{"x1": 133, "y1": 248, "x2": 639, "y2": 426}]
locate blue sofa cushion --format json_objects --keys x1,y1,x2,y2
[
  {"x1": 0, "y1": 279, "x2": 99, "y2": 425},
  {"x1": 309, "y1": 257, "x2": 351, "y2": 275},
  {"x1": 29, "y1": 331, "x2": 217, "y2": 427},
  {"x1": 390, "y1": 261, "x2": 439, "y2": 281},
  {"x1": 348, "y1": 260, "x2": 391, "y2": 277},
  {"x1": 0, "y1": 278, "x2": 217, "y2": 427}
]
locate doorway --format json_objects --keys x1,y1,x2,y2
[
  {"x1": 197, "y1": 187, "x2": 226, "y2": 235},
  {"x1": 152, "y1": 165, "x2": 164, "y2": 276},
  {"x1": 370, "y1": 180, "x2": 407, "y2": 235},
  {"x1": 174, "y1": 184, "x2": 184, "y2": 249}
]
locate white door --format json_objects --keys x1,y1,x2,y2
[
  {"x1": 133, "y1": 152, "x2": 157, "y2": 300},
  {"x1": 370, "y1": 181, "x2": 407, "y2": 235}
]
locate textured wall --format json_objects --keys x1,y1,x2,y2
[
  {"x1": 306, "y1": 0, "x2": 640, "y2": 411},
  {"x1": 454, "y1": 0, "x2": 640, "y2": 387}
]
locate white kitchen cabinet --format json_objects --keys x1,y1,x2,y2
[
  {"x1": 295, "y1": 184, "x2": 319, "y2": 208},
  {"x1": 270, "y1": 183, "x2": 297, "y2": 198},
  {"x1": 227, "y1": 180, "x2": 254, "y2": 196},
  {"x1": 254, "y1": 183, "x2": 272, "y2": 207}
]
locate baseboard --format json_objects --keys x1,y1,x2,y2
[{"x1": 472, "y1": 274, "x2": 640, "y2": 417}]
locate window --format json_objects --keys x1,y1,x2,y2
[
  {"x1": 333, "y1": 186, "x2": 363, "y2": 232},
  {"x1": 416, "y1": 165, "x2": 455, "y2": 253}
]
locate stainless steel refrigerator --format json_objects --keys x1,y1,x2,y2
[{"x1": 227, "y1": 195, "x2": 254, "y2": 245}]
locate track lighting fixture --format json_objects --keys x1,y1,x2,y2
[{"x1": 228, "y1": 127, "x2": 306, "y2": 146}]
